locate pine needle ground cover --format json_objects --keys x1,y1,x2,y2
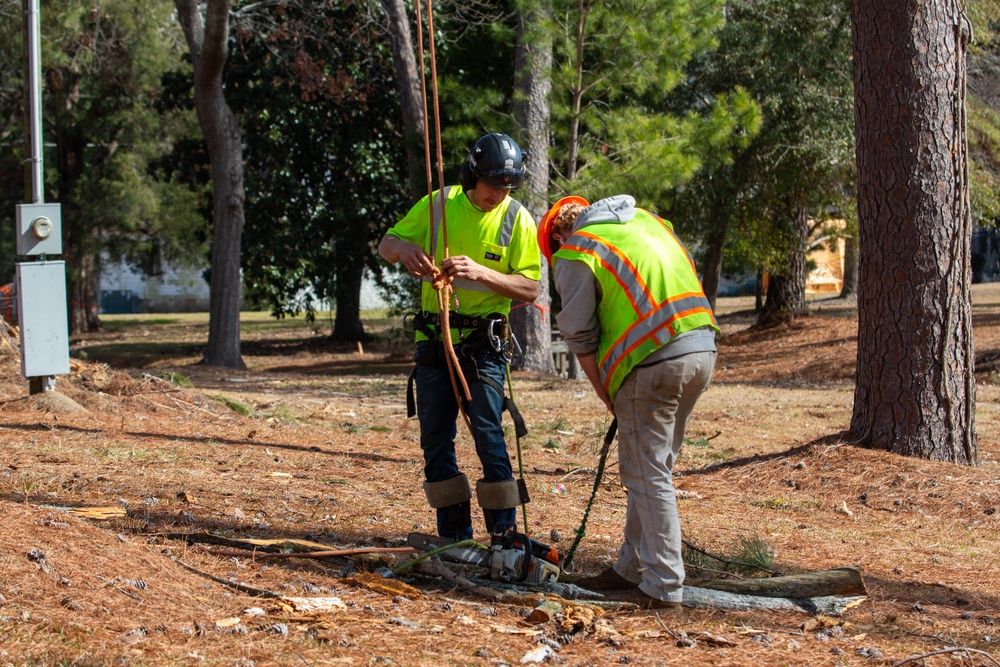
[{"x1": 1, "y1": 286, "x2": 998, "y2": 666}]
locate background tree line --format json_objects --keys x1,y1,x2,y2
[{"x1": 0, "y1": 0, "x2": 998, "y2": 456}]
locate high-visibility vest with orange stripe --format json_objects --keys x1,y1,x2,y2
[{"x1": 553, "y1": 208, "x2": 718, "y2": 401}]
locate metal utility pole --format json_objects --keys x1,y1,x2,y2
[{"x1": 15, "y1": 0, "x2": 69, "y2": 394}]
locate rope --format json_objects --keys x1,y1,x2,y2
[
  {"x1": 414, "y1": 0, "x2": 472, "y2": 430},
  {"x1": 561, "y1": 418, "x2": 617, "y2": 570},
  {"x1": 391, "y1": 539, "x2": 486, "y2": 576},
  {"x1": 506, "y1": 361, "x2": 529, "y2": 530}
]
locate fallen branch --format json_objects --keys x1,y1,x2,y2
[
  {"x1": 197, "y1": 545, "x2": 418, "y2": 560},
  {"x1": 169, "y1": 554, "x2": 284, "y2": 599},
  {"x1": 414, "y1": 558, "x2": 505, "y2": 601},
  {"x1": 682, "y1": 586, "x2": 865, "y2": 616}
]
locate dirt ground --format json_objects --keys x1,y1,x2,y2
[{"x1": 1, "y1": 285, "x2": 999, "y2": 667}]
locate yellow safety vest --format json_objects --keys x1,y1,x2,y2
[{"x1": 553, "y1": 208, "x2": 718, "y2": 401}]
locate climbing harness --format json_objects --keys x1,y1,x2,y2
[{"x1": 407, "y1": 0, "x2": 533, "y2": 529}]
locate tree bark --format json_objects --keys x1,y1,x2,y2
[
  {"x1": 700, "y1": 220, "x2": 728, "y2": 312},
  {"x1": 176, "y1": 0, "x2": 246, "y2": 369},
  {"x1": 696, "y1": 567, "x2": 867, "y2": 599},
  {"x1": 839, "y1": 233, "x2": 858, "y2": 298},
  {"x1": 510, "y1": 0, "x2": 555, "y2": 373},
  {"x1": 849, "y1": 0, "x2": 976, "y2": 463},
  {"x1": 380, "y1": 0, "x2": 426, "y2": 202},
  {"x1": 52, "y1": 72, "x2": 100, "y2": 334},
  {"x1": 760, "y1": 198, "x2": 808, "y2": 325}
]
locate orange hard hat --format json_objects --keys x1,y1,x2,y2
[{"x1": 537, "y1": 195, "x2": 589, "y2": 265}]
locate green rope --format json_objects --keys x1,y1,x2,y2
[
  {"x1": 506, "y1": 360, "x2": 529, "y2": 531},
  {"x1": 391, "y1": 539, "x2": 486, "y2": 576},
  {"x1": 561, "y1": 418, "x2": 617, "y2": 571}
]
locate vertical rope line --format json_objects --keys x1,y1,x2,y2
[
  {"x1": 425, "y1": 0, "x2": 448, "y2": 259},
  {"x1": 415, "y1": 0, "x2": 472, "y2": 427}
]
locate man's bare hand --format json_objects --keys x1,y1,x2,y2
[
  {"x1": 379, "y1": 236, "x2": 436, "y2": 277},
  {"x1": 440, "y1": 255, "x2": 486, "y2": 283}
]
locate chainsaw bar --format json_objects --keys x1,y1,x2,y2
[{"x1": 406, "y1": 532, "x2": 490, "y2": 568}]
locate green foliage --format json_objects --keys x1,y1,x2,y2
[
  {"x1": 732, "y1": 530, "x2": 776, "y2": 571},
  {"x1": 225, "y1": 0, "x2": 410, "y2": 338},
  {"x1": 665, "y1": 0, "x2": 855, "y2": 281},
  {"x1": 0, "y1": 0, "x2": 208, "y2": 315},
  {"x1": 969, "y1": 99, "x2": 1000, "y2": 228},
  {"x1": 682, "y1": 530, "x2": 776, "y2": 578},
  {"x1": 547, "y1": 0, "x2": 731, "y2": 202},
  {"x1": 160, "y1": 371, "x2": 193, "y2": 389}
]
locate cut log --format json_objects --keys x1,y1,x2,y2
[
  {"x1": 526, "y1": 599, "x2": 562, "y2": 624},
  {"x1": 695, "y1": 567, "x2": 867, "y2": 598},
  {"x1": 683, "y1": 586, "x2": 865, "y2": 616}
]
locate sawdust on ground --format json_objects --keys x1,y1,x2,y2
[{"x1": 0, "y1": 285, "x2": 999, "y2": 666}]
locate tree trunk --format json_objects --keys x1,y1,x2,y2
[
  {"x1": 380, "y1": 0, "x2": 425, "y2": 201},
  {"x1": 332, "y1": 195, "x2": 368, "y2": 342},
  {"x1": 700, "y1": 221, "x2": 728, "y2": 312},
  {"x1": 333, "y1": 267, "x2": 365, "y2": 341},
  {"x1": 839, "y1": 233, "x2": 858, "y2": 298},
  {"x1": 176, "y1": 0, "x2": 246, "y2": 369},
  {"x1": 52, "y1": 74, "x2": 101, "y2": 334},
  {"x1": 760, "y1": 199, "x2": 808, "y2": 325},
  {"x1": 510, "y1": 0, "x2": 555, "y2": 373},
  {"x1": 65, "y1": 253, "x2": 100, "y2": 334},
  {"x1": 849, "y1": 0, "x2": 976, "y2": 463}
]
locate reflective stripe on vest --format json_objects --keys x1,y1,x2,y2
[
  {"x1": 425, "y1": 186, "x2": 523, "y2": 292},
  {"x1": 556, "y1": 209, "x2": 717, "y2": 399}
]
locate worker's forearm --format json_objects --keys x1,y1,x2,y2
[{"x1": 577, "y1": 353, "x2": 613, "y2": 413}]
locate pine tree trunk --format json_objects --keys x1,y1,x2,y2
[
  {"x1": 760, "y1": 200, "x2": 808, "y2": 325},
  {"x1": 849, "y1": 0, "x2": 976, "y2": 463},
  {"x1": 510, "y1": 1, "x2": 555, "y2": 373},
  {"x1": 839, "y1": 234, "x2": 858, "y2": 298},
  {"x1": 700, "y1": 222, "x2": 728, "y2": 312},
  {"x1": 66, "y1": 254, "x2": 100, "y2": 334}
]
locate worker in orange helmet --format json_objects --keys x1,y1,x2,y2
[{"x1": 538, "y1": 194, "x2": 719, "y2": 609}]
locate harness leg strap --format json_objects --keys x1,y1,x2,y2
[
  {"x1": 476, "y1": 478, "x2": 529, "y2": 510},
  {"x1": 424, "y1": 473, "x2": 472, "y2": 508},
  {"x1": 425, "y1": 473, "x2": 473, "y2": 532}
]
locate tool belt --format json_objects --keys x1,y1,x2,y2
[
  {"x1": 403, "y1": 311, "x2": 528, "y2": 439},
  {"x1": 404, "y1": 310, "x2": 509, "y2": 349}
]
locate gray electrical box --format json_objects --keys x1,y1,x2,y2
[
  {"x1": 16, "y1": 202, "x2": 62, "y2": 255},
  {"x1": 16, "y1": 261, "x2": 70, "y2": 377}
]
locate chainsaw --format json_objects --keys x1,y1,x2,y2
[{"x1": 407, "y1": 522, "x2": 561, "y2": 585}]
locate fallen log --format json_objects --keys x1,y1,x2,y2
[
  {"x1": 683, "y1": 586, "x2": 865, "y2": 616},
  {"x1": 695, "y1": 567, "x2": 867, "y2": 599}
]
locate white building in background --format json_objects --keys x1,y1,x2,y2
[{"x1": 98, "y1": 260, "x2": 387, "y2": 314}]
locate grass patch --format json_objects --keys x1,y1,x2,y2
[
  {"x1": 214, "y1": 395, "x2": 253, "y2": 416},
  {"x1": 160, "y1": 371, "x2": 193, "y2": 388},
  {"x1": 750, "y1": 496, "x2": 822, "y2": 511},
  {"x1": 683, "y1": 529, "x2": 776, "y2": 579}
]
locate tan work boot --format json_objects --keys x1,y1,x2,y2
[
  {"x1": 605, "y1": 589, "x2": 683, "y2": 610},
  {"x1": 563, "y1": 567, "x2": 638, "y2": 591}
]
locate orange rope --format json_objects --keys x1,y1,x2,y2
[{"x1": 414, "y1": 0, "x2": 472, "y2": 428}]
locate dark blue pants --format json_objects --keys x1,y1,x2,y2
[{"x1": 414, "y1": 340, "x2": 517, "y2": 539}]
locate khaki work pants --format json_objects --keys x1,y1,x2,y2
[{"x1": 611, "y1": 350, "x2": 716, "y2": 603}]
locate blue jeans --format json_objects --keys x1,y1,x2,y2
[{"x1": 414, "y1": 339, "x2": 517, "y2": 539}]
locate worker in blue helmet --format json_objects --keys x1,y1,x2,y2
[{"x1": 378, "y1": 133, "x2": 541, "y2": 541}]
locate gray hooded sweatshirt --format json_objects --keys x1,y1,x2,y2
[{"x1": 553, "y1": 195, "x2": 716, "y2": 363}]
